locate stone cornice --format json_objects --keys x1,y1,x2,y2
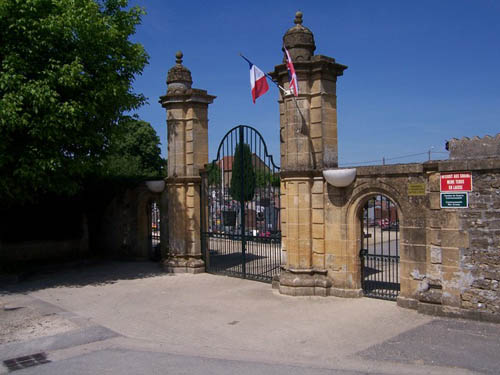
[
  {"x1": 351, "y1": 159, "x2": 500, "y2": 177},
  {"x1": 280, "y1": 170, "x2": 323, "y2": 179},
  {"x1": 437, "y1": 158, "x2": 500, "y2": 172},
  {"x1": 166, "y1": 176, "x2": 202, "y2": 184},
  {"x1": 159, "y1": 89, "x2": 216, "y2": 107},
  {"x1": 270, "y1": 55, "x2": 347, "y2": 82}
]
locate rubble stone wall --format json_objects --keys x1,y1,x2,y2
[{"x1": 458, "y1": 166, "x2": 500, "y2": 316}]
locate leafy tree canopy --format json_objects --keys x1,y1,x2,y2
[
  {"x1": 103, "y1": 116, "x2": 165, "y2": 179},
  {"x1": 229, "y1": 143, "x2": 255, "y2": 202},
  {"x1": 0, "y1": 0, "x2": 149, "y2": 205}
]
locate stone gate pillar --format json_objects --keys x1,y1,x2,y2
[
  {"x1": 160, "y1": 52, "x2": 215, "y2": 273},
  {"x1": 270, "y1": 12, "x2": 347, "y2": 295}
]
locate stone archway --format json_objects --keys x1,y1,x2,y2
[
  {"x1": 358, "y1": 194, "x2": 400, "y2": 300},
  {"x1": 345, "y1": 186, "x2": 404, "y2": 299}
]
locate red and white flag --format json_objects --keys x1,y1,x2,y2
[
  {"x1": 284, "y1": 47, "x2": 298, "y2": 97},
  {"x1": 248, "y1": 62, "x2": 269, "y2": 103},
  {"x1": 241, "y1": 54, "x2": 269, "y2": 103}
]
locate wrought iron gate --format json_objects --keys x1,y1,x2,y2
[
  {"x1": 148, "y1": 200, "x2": 161, "y2": 261},
  {"x1": 360, "y1": 195, "x2": 400, "y2": 300},
  {"x1": 201, "y1": 125, "x2": 281, "y2": 283}
]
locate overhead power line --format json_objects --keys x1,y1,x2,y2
[{"x1": 339, "y1": 149, "x2": 449, "y2": 167}]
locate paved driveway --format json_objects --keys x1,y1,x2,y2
[{"x1": 1, "y1": 261, "x2": 499, "y2": 374}]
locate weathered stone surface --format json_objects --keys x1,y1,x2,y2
[
  {"x1": 418, "y1": 287, "x2": 442, "y2": 304},
  {"x1": 430, "y1": 246, "x2": 442, "y2": 264},
  {"x1": 448, "y1": 134, "x2": 500, "y2": 160},
  {"x1": 401, "y1": 244, "x2": 426, "y2": 262},
  {"x1": 269, "y1": 11, "x2": 500, "y2": 323},
  {"x1": 455, "y1": 170, "x2": 500, "y2": 317},
  {"x1": 278, "y1": 270, "x2": 333, "y2": 296},
  {"x1": 161, "y1": 53, "x2": 215, "y2": 273}
]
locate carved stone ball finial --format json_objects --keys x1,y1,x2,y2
[
  {"x1": 167, "y1": 50, "x2": 192, "y2": 93},
  {"x1": 283, "y1": 11, "x2": 315, "y2": 61},
  {"x1": 175, "y1": 51, "x2": 183, "y2": 65},
  {"x1": 294, "y1": 11, "x2": 303, "y2": 25}
]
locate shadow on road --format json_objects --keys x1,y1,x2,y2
[{"x1": 0, "y1": 260, "x2": 166, "y2": 295}]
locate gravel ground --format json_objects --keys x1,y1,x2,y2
[{"x1": 0, "y1": 299, "x2": 78, "y2": 344}]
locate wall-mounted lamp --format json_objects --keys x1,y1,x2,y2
[
  {"x1": 145, "y1": 180, "x2": 166, "y2": 193},
  {"x1": 322, "y1": 168, "x2": 357, "y2": 187}
]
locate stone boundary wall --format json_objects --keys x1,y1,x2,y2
[
  {"x1": 0, "y1": 183, "x2": 167, "y2": 267},
  {"x1": 448, "y1": 134, "x2": 500, "y2": 160},
  {"x1": 0, "y1": 236, "x2": 88, "y2": 264},
  {"x1": 96, "y1": 184, "x2": 167, "y2": 260},
  {"x1": 334, "y1": 159, "x2": 500, "y2": 323},
  {"x1": 276, "y1": 158, "x2": 500, "y2": 322},
  {"x1": 0, "y1": 211, "x2": 89, "y2": 266}
]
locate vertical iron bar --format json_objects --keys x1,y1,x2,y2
[
  {"x1": 239, "y1": 126, "x2": 247, "y2": 279},
  {"x1": 201, "y1": 171, "x2": 206, "y2": 268},
  {"x1": 384, "y1": 196, "x2": 387, "y2": 298},
  {"x1": 396, "y1": 203, "x2": 400, "y2": 297},
  {"x1": 374, "y1": 197, "x2": 377, "y2": 296},
  {"x1": 361, "y1": 201, "x2": 369, "y2": 291},
  {"x1": 388, "y1": 198, "x2": 392, "y2": 298}
]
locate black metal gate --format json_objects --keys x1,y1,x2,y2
[
  {"x1": 201, "y1": 125, "x2": 281, "y2": 283},
  {"x1": 360, "y1": 195, "x2": 400, "y2": 300},
  {"x1": 148, "y1": 200, "x2": 161, "y2": 261}
]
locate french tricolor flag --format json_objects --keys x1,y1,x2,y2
[{"x1": 241, "y1": 55, "x2": 269, "y2": 103}]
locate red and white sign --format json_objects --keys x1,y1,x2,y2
[{"x1": 440, "y1": 172, "x2": 472, "y2": 192}]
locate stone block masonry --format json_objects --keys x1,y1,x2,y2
[
  {"x1": 267, "y1": 12, "x2": 500, "y2": 323},
  {"x1": 160, "y1": 52, "x2": 215, "y2": 273},
  {"x1": 459, "y1": 171, "x2": 500, "y2": 316}
]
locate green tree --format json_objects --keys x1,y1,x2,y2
[
  {"x1": 255, "y1": 170, "x2": 280, "y2": 188},
  {"x1": 229, "y1": 143, "x2": 255, "y2": 202},
  {"x1": 0, "y1": 0, "x2": 148, "y2": 205},
  {"x1": 104, "y1": 117, "x2": 164, "y2": 179},
  {"x1": 207, "y1": 162, "x2": 221, "y2": 186}
]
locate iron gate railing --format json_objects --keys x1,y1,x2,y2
[
  {"x1": 360, "y1": 195, "x2": 400, "y2": 300},
  {"x1": 149, "y1": 200, "x2": 161, "y2": 261},
  {"x1": 201, "y1": 125, "x2": 281, "y2": 283}
]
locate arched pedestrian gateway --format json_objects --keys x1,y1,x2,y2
[{"x1": 359, "y1": 194, "x2": 400, "y2": 300}]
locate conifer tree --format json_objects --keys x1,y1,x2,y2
[
  {"x1": 207, "y1": 162, "x2": 221, "y2": 186},
  {"x1": 229, "y1": 143, "x2": 255, "y2": 202}
]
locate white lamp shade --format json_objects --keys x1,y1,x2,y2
[
  {"x1": 145, "y1": 180, "x2": 165, "y2": 193},
  {"x1": 322, "y1": 168, "x2": 357, "y2": 187}
]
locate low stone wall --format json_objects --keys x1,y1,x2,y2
[
  {"x1": 0, "y1": 200, "x2": 89, "y2": 267},
  {"x1": 0, "y1": 237, "x2": 88, "y2": 264},
  {"x1": 278, "y1": 158, "x2": 500, "y2": 322},
  {"x1": 348, "y1": 159, "x2": 500, "y2": 322},
  {"x1": 95, "y1": 183, "x2": 167, "y2": 260},
  {"x1": 457, "y1": 164, "x2": 500, "y2": 317},
  {"x1": 448, "y1": 134, "x2": 500, "y2": 160}
]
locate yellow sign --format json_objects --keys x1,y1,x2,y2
[{"x1": 408, "y1": 183, "x2": 426, "y2": 196}]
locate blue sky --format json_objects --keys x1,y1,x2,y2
[{"x1": 129, "y1": 0, "x2": 500, "y2": 166}]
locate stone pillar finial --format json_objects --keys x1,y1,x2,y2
[
  {"x1": 282, "y1": 11, "x2": 315, "y2": 62},
  {"x1": 294, "y1": 11, "x2": 303, "y2": 25},
  {"x1": 175, "y1": 51, "x2": 183, "y2": 64},
  {"x1": 167, "y1": 50, "x2": 192, "y2": 92}
]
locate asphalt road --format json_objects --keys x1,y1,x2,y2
[{"x1": 1, "y1": 261, "x2": 499, "y2": 374}]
